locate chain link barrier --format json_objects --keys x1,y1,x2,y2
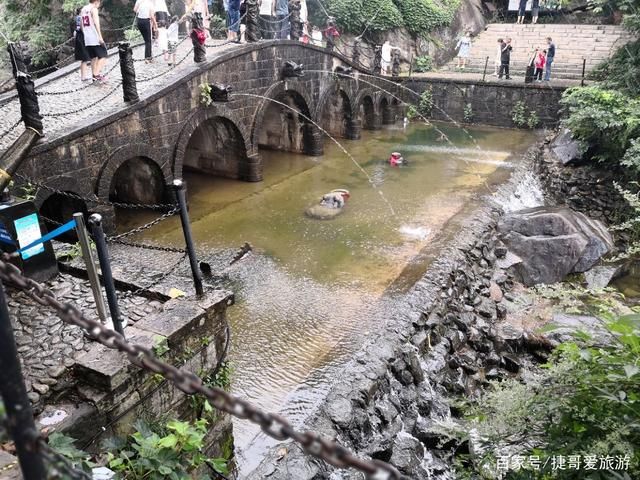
[
  {"x1": 13, "y1": 173, "x2": 177, "y2": 211},
  {"x1": 36, "y1": 59, "x2": 122, "y2": 96},
  {"x1": 105, "y1": 207, "x2": 179, "y2": 241},
  {"x1": 0, "y1": 255, "x2": 405, "y2": 480},
  {"x1": 119, "y1": 252, "x2": 188, "y2": 299}
]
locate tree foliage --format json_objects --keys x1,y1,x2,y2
[
  {"x1": 325, "y1": 0, "x2": 461, "y2": 37},
  {"x1": 560, "y1": 86, "x2": 640, "y2": 171}
]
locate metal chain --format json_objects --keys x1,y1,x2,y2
[
  {"x1": 133, "y1": 35, "x2": 190, "y2": 62},
  {"x1": 0, "y1": 255, "x2": 404, "y2": 480},
  {"x1": 36, "y1": 60, "x2": 122, "y2": 96},
  {"x1": 13, "y1": 173, "x2": 177, "y2": 211},
  {"x1": 105, "y1": 207, "x2": 179, "y2": 241},
  {"x1": 108, "y1": 238, "x2": 186, "y2": 254},
  {"x1": 41, "y1": 83, "x2": 122, "y2": 117},
  {"x1": 37, "y1": 438, "x2": 93, "y2": 480},
  {"x1": 0, "y1": 118, "x2": 23, "y2": 139},
  {"x1": 120, "y1": 252, "x2": 188, "y2": 298},
  {"x1": 136, "y1": 47, "x2": 194, "y2": 83}
]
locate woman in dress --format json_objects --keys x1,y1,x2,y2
[
  {"x1": 154, "y1": 0, "x2": 170, "y2": 62},
  {"x1": 456, "y1": 30, "x2": 472, "y2": 69}
]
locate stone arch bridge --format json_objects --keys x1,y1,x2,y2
[{"x1": 5, "y1": 41, "x2": 405, "y2": 230}]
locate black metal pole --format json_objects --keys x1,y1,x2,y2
[
  {"x1": 173, "y1": 179, "x2": 204, "y2": 296},
  {"x1": 482, "y1": 56, "x2": 489, "y2": 82},
  {"x1": 581, "y1": 58, "x2": 586, "y2": 87},
  {"x1": 0, "y1": 279, "x2": 47, "y2": 480},
  {"x1": 88, "y1": 214, "x2": 125, "y2": 336}
]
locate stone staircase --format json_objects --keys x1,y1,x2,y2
[{"x1": 441, "y1": 23, "x2": 634, "y2": 79}]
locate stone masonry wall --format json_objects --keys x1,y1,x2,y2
[
  {"x1": 535, "y1": 139, "x2": 635, "y2": 226},
  {"x1": 402, "y1": 78, "x2": 566, "y2": 128}
]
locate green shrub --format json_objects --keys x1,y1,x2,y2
[
  {"x1": 417, "y1": 88, "x2": 433, "y2": 117},
  {"x1": 106, "y1": 419, "x2": 229, "y2": 479},
  {"x1": 560, "y1": 86, "x2": 640, "y2": 169},
  {"x1": 463, "y1": 103, "x2": 473, "y2": 123},
  {"x1": 414, "y1": 55, "x2": 433, "y2": 72},
  {"x1": 361, "y1": 0, "x2": 404, "y2": 32},
  {"x1": 511, "y1": 101, "x2": 528, "y2": 128},
  {"x1": 395, "y1": 0, "x2": 459, "y2": 38},
  {"x1": 449, "y1": 314, "x2": 640, "y2": 478}
]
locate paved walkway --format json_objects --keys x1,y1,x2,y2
[{"x1": 0, "y1": 38, "x2": 237, "y2": 152}]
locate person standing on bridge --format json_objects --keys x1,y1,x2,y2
[
  {"x1": 72, "y1": 8, "x2": 92, "y2": 82},
  {"x1": 81, "y1": 0, "x2": 108, "y2": 82},
  {"x1": 258, "y1": 0, "x2": 275, "y2": 40},
  {"x1": 275, "y1": 0, "x2": 290, "y2": 39},
  {"x1": 228, "y1": 0, "x2": 241, "y2": 42},
  {"x1": 455, "y1": 30, "x2": 472, "y2": 69},
  {"x1": 134, "y1": 0, "x2": 158, "y2": 62}
]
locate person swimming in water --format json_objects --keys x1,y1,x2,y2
[
  {"x1": 389, "y1": 152, "x2": 406, "y2": 167},
  {"x1": 320, "y1": 189, "x2": 350, "y2": 209}
]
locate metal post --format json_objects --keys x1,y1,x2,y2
[
  {"x1": 173, "y1": 179, "x2": 204, "y2": 296},
  {"x1": 581, "y1": 58, "x2": 586, "y2": 87},
  {"x1": 88, "y1": 214, "x2": 125, "y2": 336},
  {"x1": 74, "y1": 213, "x2": 109, "y2": 325},
  {"x1": 482, "y1": 56, "x2": 489, "y2": 82},
  {"x1": 0, "y1": 279, "x2": 47, "y2": 480}
]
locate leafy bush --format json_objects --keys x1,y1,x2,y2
[
  {"x1": 395, "y1": 0, "x2": 460, "y2": 38},
  {"x1": 560, "y1": 86, "x2": 640, "y2": 169},
  {"x1": 414, "y1": 55, "x2": 433, "y2": 72},
  {"x1": 106, "y1": 419, "x2": 229, "y2": 479},
  {"x1": 361, "y1": 0, "x2": 404, "y2": 32},
  {"x1": 527, "y1": 110, "x2": 540, "y2": 129},
  {"x1": 450, "y1": 314, "x2": 640, "y2": 479},
  {"x1": 463, "y1": 103, "x2": 473, "y2": 123},
  {"x1": 417, "y1": 88, "x2": 433, "y2": 117},
  {"x1": 324, "y1": 0, "x2": 460, "y2": 37},
  {"x1": 511, "y1": 101, "x2": 528, "y2": 128}
]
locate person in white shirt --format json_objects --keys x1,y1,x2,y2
[
  {"x1": 258, "y1": 0, "x2": 274, "y2": 39},
  {"x1": 134, "y1": 0, "x2": 157, "y2": 61},
  {"x1": 381, "y1": 41, "x2": 392, "y2": 75},
  {"x1": 80, "y1": 0, "x2": 108, "y2": 82},
  {"x1": 166, "y1": 16, "x2": 180, "y2": 65},
  {"x1": 154, "y1": 0, "x2": 170, "y2": 58},
  {"x1": 299, "y1": 0, "x2": 308, "y2": 40}
]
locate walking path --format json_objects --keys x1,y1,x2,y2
[{"x1": 0, "y1": 38, "x2": 236, "y2": 152}]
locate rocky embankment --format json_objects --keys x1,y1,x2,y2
[{"x1": 247, "y1": 134, "x2": 630, "y2": 479}]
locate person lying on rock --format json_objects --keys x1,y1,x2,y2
[{"x1": 320, "y1": 189, "x2": 350, "y2": 209}]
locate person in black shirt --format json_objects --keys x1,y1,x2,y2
[
  {"x1": 517, "y1": 0, "x2": 527, "y2": 24},
  {"x1": 532, "y1": 0, "x2": 540, "y2": 24},
  {"x1": 545, "y1": 37, "x2": 556, "y2": 81},
  {"x1": 499, "y1": 37, "x2": 512, "y2": 80}
]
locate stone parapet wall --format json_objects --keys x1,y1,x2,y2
[{"x1": 402, "y1": 77, "x2": 566, "y2": 128}]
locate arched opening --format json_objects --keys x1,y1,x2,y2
[
  {"x1": 39, "y1": 192, "x2": 88, "y2": 243},
  {"x1": 359, "y1": 95, "x2": 376, "y2": 130},
  {"x1": 109, "y1": 156, "x2": 165, "y2": 205},
  {"x1": 320, "y1": 89, "x2": 354, "y2": 138},
  {"x1": 257, "y1": 91, "x2": 320, "y2": 155},
  {"x1": 380, "y1": 97, "x2": 393, "y2": 125},
  {"x1": 184, "y1": 116, "x2": 249, "y2": 179}
]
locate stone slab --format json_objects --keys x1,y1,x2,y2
[{"x1": 74, "y1": 327, "x2": 158, "y2": 391}]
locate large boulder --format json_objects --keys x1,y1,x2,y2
[
  {"x1": 498, "y1": 207, "x2": 614, "y2": 286},
  {"x1": 550, "y1": 129, "x2": 588, "y2": 166}
]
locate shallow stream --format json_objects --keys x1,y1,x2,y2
[{"x1": 123, "y1": 121, "x2": 536, "y2": 474}]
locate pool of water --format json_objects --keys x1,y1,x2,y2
[{"x1": 123, "y1": 121, "x2": 536, "y2": 474}]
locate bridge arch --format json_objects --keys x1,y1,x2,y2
[
  {"x1": 354, "y1": 88, "x2": 380, "y2": 130},
  {"x1": 34, "y1": 175, "x2": 96, "y2": 242},
  {"x1": 96, "y1": 144, "x2": 170, "y2": 208},
  {"x1": 251, "y1": 81, "x2": 323, "y2": 157},
  {"x1": 317, "y1": 84, "x2": 360, "y2": 140},
  {"x1": 173, "y1": 107, "x2": 255, "y2": 181}
]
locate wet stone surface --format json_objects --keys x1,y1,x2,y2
[{"x1": 8, "y1": 273, "x2": 163, "y2": 412}]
